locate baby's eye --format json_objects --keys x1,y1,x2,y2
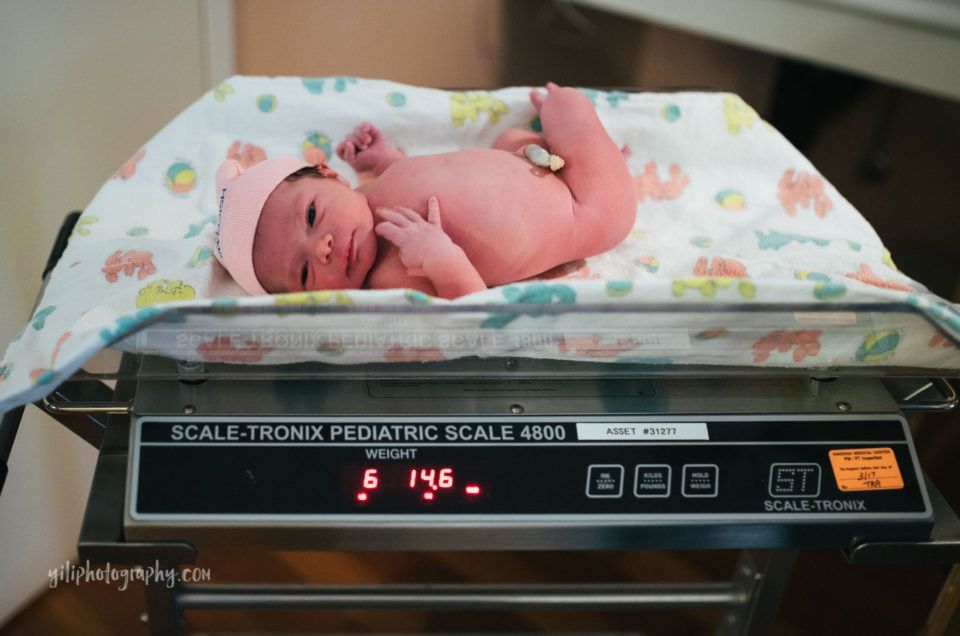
[
  {"x1": 301, "y1": 262, "x2": 309, "y2": 288},
  {"x1": 307, "y1": 203, "x2": 316, "y2": 227}
]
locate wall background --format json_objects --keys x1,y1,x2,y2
[
  {"x1": 0, "y1": 0, "x2": 211, "y2": 624},
  {"x1": 234, "y1": 0, "x2": 505, "y2": 88}
]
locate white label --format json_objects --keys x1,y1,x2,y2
[
  {"x1": 792, "y1": 311, "x2": 857, "y2": 325},
  {"x1": 576, "y1": 423, "x2": 709, "y2": 441}
]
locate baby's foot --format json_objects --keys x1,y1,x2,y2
[
  {"x1": 336, "y1": 122, "x2": 402, "y2": 174},
  {"x1": 529, "y1": 82, "x2": 560, "y2": 113}
]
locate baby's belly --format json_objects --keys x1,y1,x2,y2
[{"x1": 367, "y1": 151, "x2": 578, "y2": 285}]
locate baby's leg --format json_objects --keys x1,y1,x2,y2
[
  {"x1": 492, "y1": 128, "x2": 543, "y2": 153},
  {"x1": 537, "y1": 86, "x2": 636, "y2": 253}
]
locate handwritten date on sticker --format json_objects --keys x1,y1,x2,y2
[{"x1": 828, "y1": 447, "x2": 904, "y2": 492}]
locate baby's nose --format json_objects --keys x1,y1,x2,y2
[{"x1": 314, "y1": 233, "x2": 334, "y2": 264}]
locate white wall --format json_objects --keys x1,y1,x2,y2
[
  {"x1": 572, "y1": 0, "x2": 960, "y2": 102},
  {"x1": 0, "y1": 0, "x2": 212, "y2": 624}
]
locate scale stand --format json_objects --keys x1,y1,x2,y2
[{"x1": 14, "y1": 354, "x2": 953, "y2": 636}]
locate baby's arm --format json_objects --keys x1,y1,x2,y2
[
  {"x1": 375, "y1": 197, "x2": 486, "y2": 300},
  {"x1": 336, "y1": 122, "x2": 405, "y2": 177}
]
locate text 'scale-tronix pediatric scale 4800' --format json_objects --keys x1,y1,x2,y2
[{"x1": 126, "y1": 413, "x2": 932, "y2": 550}]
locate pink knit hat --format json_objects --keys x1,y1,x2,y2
[{"x1": 213, "y1": 156, "x2": 310, "y2": 295}]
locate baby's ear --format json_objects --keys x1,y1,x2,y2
[
  {"x1": 317, "y1": 161, "x2": 350, "y2": 186},
  {"x1": 215, "y1": 160, "x2": 244, "y2": 193}
]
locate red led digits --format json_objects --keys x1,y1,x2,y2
[
  {"x1": 421, "y1": 468, "x2": 437, "y2": 489},
  {"x1": 354, "y1": 465, "x2": 482, "y2": 506},
  {"x1": 407, "y1": 467, "x2": 455, "y2": 492},
  {"x1": 439, "y1": 468, "x2": 453, "y2": 488},
  {"x1": 355, "y1": 469, "x2": 379, "y2": 504}
]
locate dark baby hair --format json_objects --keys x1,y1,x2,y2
[{"x1": 284, "y1": 165, "x2": 324, "y2": 182}]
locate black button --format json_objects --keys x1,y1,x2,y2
[
  {"x1": 586, "y1": 465, "x2": 624, "y2": 498},
  {"x1": 682, "y1": 464, "x2": 719, "y2": 497},
  {"x1": 635, "y1": 465, "x2": 671, "y2": 498}
]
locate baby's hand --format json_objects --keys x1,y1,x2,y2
[
  {"x1": 375, "y1": 197, "x2": 486, "y2": 298},
  {"x1": 374, "y1": 196, "x2": 459, "y2": 277},
  {"x1": 336, "y1": 122, "x2": 403, "y2": 174}
]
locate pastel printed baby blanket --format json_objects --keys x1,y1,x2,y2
[{"x1": 1, "y1": 76, "x2": 958, "y2": 413}]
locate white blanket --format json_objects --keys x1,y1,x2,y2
[{"x1": 1, "y1": 76, "x2": 958, "y2": 412}]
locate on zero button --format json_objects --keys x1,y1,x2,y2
[{"x1": 586, "y1": 464, "x2": 624, "y2": 498}]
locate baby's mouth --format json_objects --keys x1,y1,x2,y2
[{"x1": 344, "y1": 231, "x2": 356, "y2": 275}]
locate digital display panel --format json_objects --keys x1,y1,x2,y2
[
  {"x1": 343, "y1": 463, "x2": 490, "y2": 510},
  {"x1": 132, "y1": 418, "x2": 924, "y2": 518}
]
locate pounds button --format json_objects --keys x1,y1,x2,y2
[{"x1": 635, "y1": 465, "x2": 671, "y2": 498}]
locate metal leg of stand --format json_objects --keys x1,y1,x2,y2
[
  {"x1": 717, "y1": 549, "x2": 797, "y2": 636},
  {"x1": 144, "y1": 573, "x2": 184, "y2": 636},
  {"x1": 0, "y1": 405, "x2": 26, "y2": 496},
  {"x1": 920, "y1": 563, "x2": 960, "y2": 636},
  {"x1": 0, "y1": 212, "x2": 87, "y2": 495}
]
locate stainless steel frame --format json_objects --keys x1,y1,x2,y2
[{"x1": 48, "y1": 355, "x2": 956, "y2": 636}]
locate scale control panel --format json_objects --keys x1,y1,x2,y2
[{"x1": 128, "y1": 415, "x2": 930, "y2": 532}]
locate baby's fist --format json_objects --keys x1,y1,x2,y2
[{"x1": 337, "y1": 122, "x2": 398, "y2": 173}]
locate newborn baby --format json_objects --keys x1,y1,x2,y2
[{"x1": 213, "y1": 84, "x2": 635, "y2": 299}]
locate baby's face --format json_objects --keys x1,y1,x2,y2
[{"x1": 253, "y1": 176, "x2": 377, "y2": 293}]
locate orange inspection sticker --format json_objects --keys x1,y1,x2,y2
[{"x1": 828, "y1": 447, "x2": 904, "y2": 492}]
